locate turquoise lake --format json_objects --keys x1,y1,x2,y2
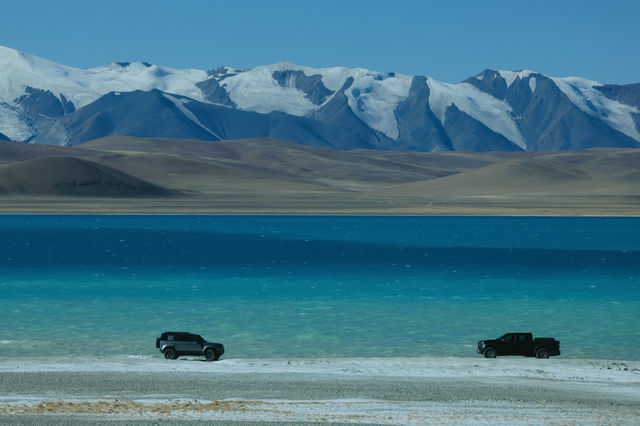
[{"x1": 1, "y1": 215, "x2": 638, "y2": 359}]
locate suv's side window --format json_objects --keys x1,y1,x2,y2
[{"x1": 167, "y1": 335, "x2": 174, "y2": 341}]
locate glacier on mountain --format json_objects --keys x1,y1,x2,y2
[
  {"x1": 344, "y1": 73, "x2": 413, "y2": 139},
  {"x1": 0, "y1": 103, "x2": 35, "y2": 141},
  {"x1": 426, "y1": 78, "x2": 526, "y2": 149},
  {"x1": 551, "y1": 76, "x2": 640, "y2": 141},
  {"x1": 220, "y1": 64, "x2": 320, "y2": 116}
]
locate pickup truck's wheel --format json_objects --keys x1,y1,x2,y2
[
  {"x1": 483, "y1": 347, "x2": 497, "y2": 358},
  {"x1": 163, "y1": 348, "x2": 177, "y2": 360},
  {"x1": 535, "y1": 348, "x2": 549, "y2": 359}
]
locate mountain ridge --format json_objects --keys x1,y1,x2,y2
[{"x1": 1, "y1": 45, "x2": 639, "y2": 152}]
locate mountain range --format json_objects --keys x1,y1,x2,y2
[{"x1": 1, "y1": 45, "x2": 639, "y2": 152}]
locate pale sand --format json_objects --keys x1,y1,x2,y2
[{"x1": 1, "y1": 357, "x2": 639, "y2": 424}]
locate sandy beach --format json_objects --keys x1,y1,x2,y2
[{"x1": 1, "y1": 357, "x2": 638, "y2": 424}]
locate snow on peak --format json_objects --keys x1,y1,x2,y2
[
  {"x1": 551, "y1": 76, "x2": 640, "y2": 141},
  {"x1": 218, "y1": 63, "x2": 320, "y2": 116},
  {"x1": 3, "y1": 45, "x2": 637, "y2": 146},
  {"x1": 498, "y1": 70, "x2": 534, "y2": 88},
  {"x1": 0, "y1": 45, "x2": 208, "y2": 108},
  {"x1": 0, "y1": 46, "x2": 77, "y2": 104},
  {"x1": 218, "y1": 62, "x2": 413, "y2": 139},
  {"x1": 427, "y1": 78, "x2": 526, "y2": 149}
]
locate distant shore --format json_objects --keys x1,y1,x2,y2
[
  {"x1": 1, "y1": 357, "x2": 638, "y2": 424},
  {"x1": 0, "y1": 196, "x2": 639, "y2": 216}
]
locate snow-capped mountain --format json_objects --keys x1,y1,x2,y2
[{"x1": 1, "y1": 45, "x2": 639, "y2": 151}]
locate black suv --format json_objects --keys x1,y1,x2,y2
[
  {"x1": 156, "y1": 332, "x2": 224, "y2": 361},
  {"x1": 477, "y1": 332, "x2": 560, "y2": 358}
]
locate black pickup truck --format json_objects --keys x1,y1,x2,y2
[{"x1": 477, "y1": 332, "x2": 560, "y2": 358}]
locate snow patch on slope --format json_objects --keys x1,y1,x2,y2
[
  {"x1": 426, "y1": 79, "x2": 526, "y2": 149},
  {"x1": 529, "y1": 77, "x2": 537, "y2": 93},
  {"x1": 498, "y1": 70, "x2": 534, "y2": 88},
  {"x1": 552, "y1": 76, "x2": 640, "y2": 141},
  {"x1": 0, "y1": 46, "x2": 207, "y2": 108},
  {"x1": 0, "y1": 103, "x2": 35, "y2": 141},
  {"x1": 163, "y1": 93, "x2": 222, "y2": 140}
]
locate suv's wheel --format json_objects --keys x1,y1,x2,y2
[
  {"x1": 205, "y1": 349, "x2": 220, "y2": 361},
  {"x1": 535, "y1": 348, "x2": 549, "y2": 359},
  {"x1": 484, "y1": 347, "x2": 497, "y2": 358},
  {"x1": 163, "y1": 348, "x2": 177, "y2": 360}
]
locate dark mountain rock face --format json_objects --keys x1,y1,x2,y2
[
  {"x1": 595, "y1": 83, "x2": 640, "y2": 135},
  {"x1": 394, "y1": 76, "x2": 452, "y2": 151},
  {"x1": 272, "y1": 70, "x2": 333, "y2": 105},
  {"x1": 15, "y1": 87, "x2": 71, "y2": 118},
  {"x1": 465, "y1": 70, "x2": 509, "y2": 100},
  {"x1": 443, "y1": 104, "x2": 522, "y2": 152},
  {"x1": 595, "y1": 83, "x2": 640, "y2": 108},
  {"x1": 197, "y1": 78, "x2": 237, "y2": 107},
  {"x1": 310, "y1": 77, "x2": 396, "y2": 150},
  {"x1": 35, "y1": 90, "x2": 220, "y2": 145}
]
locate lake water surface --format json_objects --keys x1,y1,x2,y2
[{"x1": 1, "y1": 215, "x2": 638, "y2": 359}]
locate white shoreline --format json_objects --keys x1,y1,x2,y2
[{"x1": 2, "y1": 356, "x2": 639, "y2": 383}]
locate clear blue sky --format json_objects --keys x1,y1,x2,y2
[{"x1": 2, "y1": 0, "x2": 638, "y2": 83}]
